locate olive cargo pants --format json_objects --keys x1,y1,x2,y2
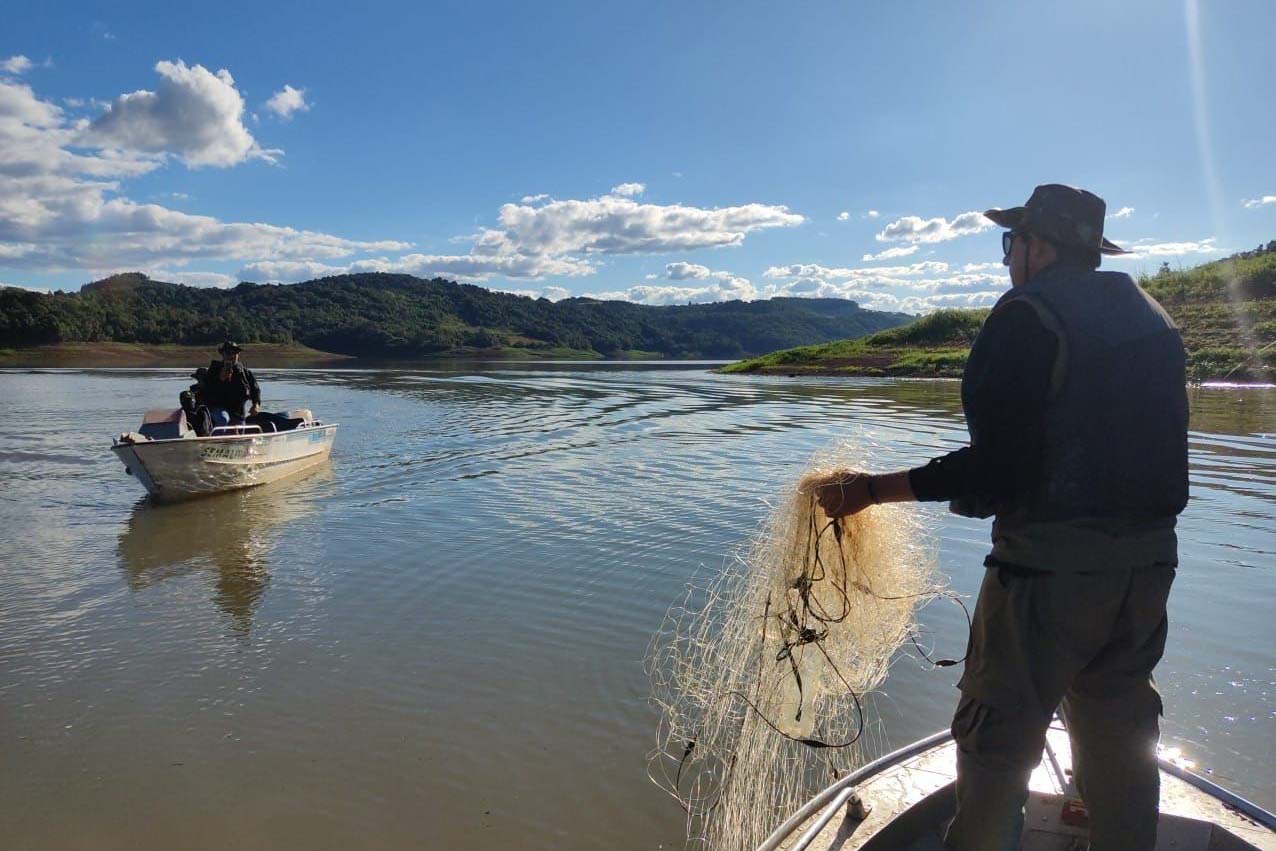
[{"x1": 944, "y1": 563, "x2": 1175, "y2": 851}]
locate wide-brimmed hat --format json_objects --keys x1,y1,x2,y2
[
  {"x1": 985, "y1": 184, "x2": 1128, "y2": 255},
  {"x1": 218, "y1": 340, "x2": 243, "y2": 354}
]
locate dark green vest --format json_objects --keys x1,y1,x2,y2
[{"x1": 964, "y1": 265, "x2": 1189, "y2": 571}]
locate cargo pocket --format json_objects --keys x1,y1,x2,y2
[
  {"x1": 950, "y1": 693, "x2": 990, "y2": 745},
  {"x1": 956, "y1": 567, "x2": 1026, "y2": 712},
  {"x1": 951, "y1": 692, "x2": 1049, "y2": 772}
]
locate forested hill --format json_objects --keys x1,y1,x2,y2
[{"x1": 0, "y1": 272, "x2": 910, "y2": 359}]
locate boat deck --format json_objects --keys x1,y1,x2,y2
[{"x1": 779, "y1": 722, "x2": 1276, "y2": 851}]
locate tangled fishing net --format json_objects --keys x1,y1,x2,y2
[{"x1": 647, "y1": 450, "x2": 948, "y2": 851}]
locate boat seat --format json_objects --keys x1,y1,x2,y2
[
  {"x1": 286, "y1": 409, "x2": 313, "y2": 424},
  {"x1": 138, "y1": 408, "x2": 191, "y2": 440}
]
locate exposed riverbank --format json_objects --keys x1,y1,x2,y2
[{"x1": 0, "y1": 342, "x2": 353, "y2": 368}]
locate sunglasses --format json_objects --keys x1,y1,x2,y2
[{"x1": 1002, "y1": 230, "x2": 1028, "y2": 257}]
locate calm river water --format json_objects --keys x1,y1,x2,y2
[{"x1": 1, "y1": 365, "x2": 1273, "y2": 850}]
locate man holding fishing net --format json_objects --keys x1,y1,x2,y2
[{"x1": 814, "y1": 184, "x2": 1189, "y2": 851}]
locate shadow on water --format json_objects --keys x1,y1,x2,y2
[{"x1": 116, "y1": 464, "x2": 333, "y2": 635}]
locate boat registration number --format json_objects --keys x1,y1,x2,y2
[{"x1": 201, "y1": 445, "x2": 253, "y2": 460}]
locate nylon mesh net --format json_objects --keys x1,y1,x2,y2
[{"x1": 646, "y1": 451, "x2": 942, "y2": 850}]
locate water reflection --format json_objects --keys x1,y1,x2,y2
[
  {"x1": 1189, "y1": 384, "x2": 1276, "y2": 435},
  {"x1": 117, "y1": 465, "x2": 332, "y2": 634}
]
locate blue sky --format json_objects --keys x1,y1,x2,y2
[{"x1": 2, "y1": 0, "x2": 1274, "y2": 312}]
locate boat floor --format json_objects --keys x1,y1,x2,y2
[{"x1": 789, "y1": 722, "x2": 1275, "y2": 851}]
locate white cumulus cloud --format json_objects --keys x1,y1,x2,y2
[
  {"x1": 88, "y1": 60, "x2": 280, "y2": 167},
  {"x1": 760, "y1": 259, "x2": 1008, "y2": 315},
  {"x1": 763, "y1": 260, "x2": 949, "y2": 281},
  {"x1": 1242, "y1": 195, "x2": 1276, "y2": 209},
  {"x1": 862, "y1": 245, "x2": 918, "y2": 261},
  {"x1": 239, "y1": 260, "x2": 348, "y2": 283},
  {"x1": 585, "y1": 278, "x2": 757, "y2": 306},
  {"x1": 875, "y1": 210, "x2": 993, "y2": 244},
  {"x1": 1, "y1": 55, "x2": 34, "y2": 75},
  {"x1": 610, "y1": 182, "x2": 645, "y2": 197},
  {"x1": 0, "y1": 75, "x2": 409, "y2": 278},
  {"x1": 232, "y1": 187, "x2": 799, "y2": 285},
  {"x1": 1, "y1": 71, "x2": 809, "y2": 289},
  {"x1": 866, "y1": 210, "x2": 880, "y2": 219},
  {"x1": 837, "y1": 211, "x2": 850, "y2": 221},
  {"x1": 1111, "y1": 238, "x2": 1222, "y2": 259},
  {"x1": 665, "y1": 261, "x2": 712, "y2": 280},
  {"x1": 1107, "y1": 206, "x2": 1134, "y2": 219},
  {"x1": 240, "y1": 251, "x2": 593, "y2": 284},
  {"x1": 472, "y1": 191, "x2": 804, "y2": 260},
  {"x1": 264, "y1": 84, "x2": 309, "y2": 120},
  {"x1": 146, "y1": 268, "x2": 239, "y2": 288}
]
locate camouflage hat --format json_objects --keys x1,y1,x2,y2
[
  {"x1": 218, "y1": 340, "x2": 243, "y2": 354},
  {"x1": 985, "y1": 184, "x2": 1128, "y2": 255}
]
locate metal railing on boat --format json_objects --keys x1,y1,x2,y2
[
  {"x1": 755, "y1": 729, "x2": 954, "y2": 851},
  {"x1": 209, "y1": 425, "x2": 263, "y2": 436}
]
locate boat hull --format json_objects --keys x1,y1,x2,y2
[{"x1": 113, "y1": 424, "x2": 337, "y2": 501}]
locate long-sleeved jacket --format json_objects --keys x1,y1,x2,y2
[
  {"x1": 907, "y1": 299, "x2": 1056, "y2": 511},
  {"x1": 907, "y1": 262, "x2": 1188, "y2": 572},
  {"x1": 200, "y1": 360, "x2": 261, "y2": 413}
]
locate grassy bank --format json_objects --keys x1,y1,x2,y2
[
  {"x1": 722, "y1": 249, "x2": 1276, "y2": 382},
  {"x1": 720, "y1": 310, "x2": 985, "y2": 377}
]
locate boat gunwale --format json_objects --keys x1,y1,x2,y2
[
  {"x1": 1160, "y1": 759, "x2": 1276, "y2": 831},
  {"x1": 112, "y1": 422, "x2": 339, "y2": 450},
  {"x1": 755, "y1": 729, "x2": 954, "y2": 851},
  {"x1": 755, "y1": 729, "x2": 1276, "y2": 851}
]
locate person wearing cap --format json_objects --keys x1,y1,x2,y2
[
  {"x1": 812, "y1": 185, "x2": 1188, "y2": 850},
  {"x1": 179, "y1": 367, "x2": 214, "y2": 436},
  {"x1": 200, "y1": 341, "x2": 262, "y2": 427}
]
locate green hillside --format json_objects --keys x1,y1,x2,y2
[
  {"x1": 0, "y1": 272, "x2": 910, "y2": 362},
  {"x1": 723, "y1": 245, "x2": 1276, "y2": 382}
]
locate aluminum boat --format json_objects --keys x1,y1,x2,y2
[
  {"x1": 758, "y1": 718, "x2": 1276, "y2": 851},
  {"x1": 112, "y1": 408, "x2": 337, "y2": 501}
]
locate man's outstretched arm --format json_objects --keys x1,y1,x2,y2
[{"x1": 813, "y1": 300, "x2": 1057, "y2": 518}]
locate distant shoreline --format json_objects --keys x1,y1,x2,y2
[
  {"x1": 0, "y1": 341, "x2": 673, "y2": 368},
  {"x1": 720, "y1": 356, "x2": 964, "y2": 378},
  {"x1": 0, "y1": 342, "x2": 352, "y2": 368}
]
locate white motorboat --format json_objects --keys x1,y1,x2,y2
[
  {"x1": 758, "y1": 718, "x2": 1276, "y2": 851},
  {"x1": 112, "y1": 408, "x2": 338, "y2": 501}
]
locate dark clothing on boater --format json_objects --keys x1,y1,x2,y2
[
  {"x1": 906, "y1": 262, "x2": 1188, "y2": 572},
  {"x1": 906, "y1": 299, "x2": 1057, "y2": 511},
  {"x1": 904, "y1": 261, "x2": 1189, "y2": 851},
  {"x1": 200, "y1": 360, "x2": 261, "y2": 417}
]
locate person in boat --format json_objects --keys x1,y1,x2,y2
[
  {"x1": 179, "y1": 367, "x2": 214, "y2": 436},
  {"x1": 813, "y1": 184, "x2": 1188, "y2": 851},
  {"x1": 196, "y1": 343, "x2": 305, "y2": 433},
  {"x1": 201, "y1": 341, "x2": 262, "y2": 427}
]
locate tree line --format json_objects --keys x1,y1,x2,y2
[{"x1": 0, "y1": 272, "x2": 910, "y2": 359}]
